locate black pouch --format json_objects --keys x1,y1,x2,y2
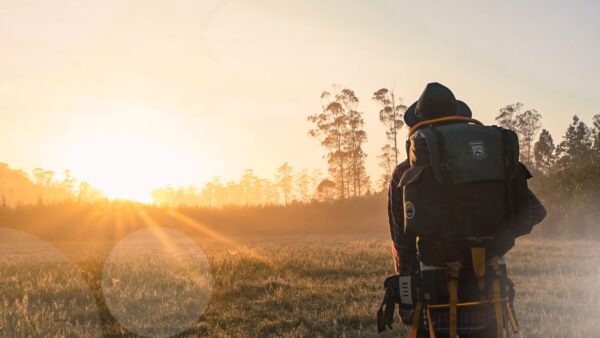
[
  {"x1": 377, "y1": 275, "x2": 399, "y2": 332},
  {"x1": 377, "y1": 272, "x2": 420, "y2": 332}
]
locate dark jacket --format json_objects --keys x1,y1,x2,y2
[{"x1": 388, "y1": 159, "x2": 547, "y2": 273}]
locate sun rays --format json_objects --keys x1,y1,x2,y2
[
  {"x1": 4, "y1": 199, "x2": 273, "y2": 269},
  {"x1": 165, "y1": 209, "x2": 273, "y2": 266}
]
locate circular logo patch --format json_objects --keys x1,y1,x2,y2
[{"x1": 405, "y1": 201, "x2": 415, "y2": 219}]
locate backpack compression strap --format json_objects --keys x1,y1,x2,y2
[
  {"x1": 408, "y1": 299, "x2": 423, "y2": 338},
  {"x1": 409, "y1": 116, "x2": 483, "y2": 137},
  {"x1": 489, "y1": 257, "x2": 507, "y2": 338},
  {"x1": 446, "y1": 261, "x2": 462, "y2": 338}
]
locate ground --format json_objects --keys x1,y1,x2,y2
[{"x1": 1, "y1": 231, "x2": 599, "y2": 337}]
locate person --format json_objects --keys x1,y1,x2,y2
[{"x1": 386, "y1": 83, "x2": 546, "y2": 338}]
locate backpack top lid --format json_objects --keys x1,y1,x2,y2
[{"x1": 408, "y1": 123, "x2": 520, "y2": 185}]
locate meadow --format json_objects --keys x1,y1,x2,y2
[{"x1": 1, "y1": 230, "x2": 599, "y2": 338}]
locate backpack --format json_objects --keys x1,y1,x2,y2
[
  {"x1": 399, "y1": 117, "x2": 532, "y2": 267},
  {"x1": 377, "y1": 116, "x2": 532, "y2": 338}
]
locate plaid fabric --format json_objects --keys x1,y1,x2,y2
[
  {"x1": 399, "y1": 308, "x2": 415, "y2": 325},
  {"x1": 425, "y1": 302, "x2": 497, "y2": 334}
]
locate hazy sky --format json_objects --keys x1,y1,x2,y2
[{"x1": 1, "y1": 0, "x2": 598, "y2": 200}]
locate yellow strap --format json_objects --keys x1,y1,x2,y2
[
  {"x1": 503, "y1": 305, "x2": 511, "y2": 338},
  {"x1": 505, "y1": 301, "x2": 520, "y2": 333},
  {"x1": 448, "y1": 278, "x2": 459, "y2": 338},
  {"x1": 447, "y1": 261, "x2": 461, "y2": 338},
  {"x1": 490, "y1": 257, "x2": 505, "y2": 338},
  {"x1": 471, "y1": 247, "x2": 487, "y2": 292},
  {"x1": 428, "y1": 300, "x2": 485, "y2": 309},
  {"x1": 426, "y1": 305, "x2": 436, "y2": 338},
  {"x1": 409, "y1": 116, "x2": 483, "y2": 137},
  {"x1": 409, "y1": 301, "x2": 423, "y2": 338}
]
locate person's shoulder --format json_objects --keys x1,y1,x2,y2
[
  {"x1": 391, "y1": 160, "x2": 410, "y2": 181},
  {"x1": 395, "y1": 160, "x2": 410, "y2": 172}
]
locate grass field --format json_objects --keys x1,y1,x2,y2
[{"x1": 1, "y1": 229, "x2": 599, "y2": 337}]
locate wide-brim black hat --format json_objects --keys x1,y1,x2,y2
[{"x1": 403, "y1": 82, "x2": 472, "y2": 127}]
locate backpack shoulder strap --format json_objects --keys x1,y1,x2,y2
[
  {"x1": 499, "y1": 127, "x2": 519, "y2": 179},
  {"x1": 419, "y1": 128, "x2": 444, "y2": 183}
]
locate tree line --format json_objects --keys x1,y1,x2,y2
[
  {"x1": 1, "y1": 85, "x2": 598, "y2": 234},
  {"x1": 151, "y1": 165, "x2": 331, "y2": 207},
  {"x1": 0, "y1": 164, "x2": 105, "y2": 207},
  {"x1": 508, "y1": 107, "x2": 600, "y2": 238},
  {"x1": 0, "y1": 87, "x2": 599, "y2": 239}
]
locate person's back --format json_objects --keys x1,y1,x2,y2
[{"x1": 378, "y1": 83, "x2": 547, "y2": 338}]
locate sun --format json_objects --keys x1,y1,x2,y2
[{"x1": 64, "y1": 133, "x2": 187, "y2": 203}]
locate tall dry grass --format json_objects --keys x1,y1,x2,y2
[{"x1": 1, "y1": 233, "x2": 598, "y2": 337}]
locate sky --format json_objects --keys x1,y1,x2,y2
[{"x1": 1, "y1": 0, "x2": 598, "y2": 201}]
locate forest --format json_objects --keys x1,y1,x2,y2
[{"x1": 1, "y1": 86, "x2": 599, "y2": 240}]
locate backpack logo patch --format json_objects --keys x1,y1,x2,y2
[
  {"x1": 469, "y1": 141, "x2": 487, "y2": 160},
  {"x1": 405, "y1": 201, "x2": 415, "y2": 219}
]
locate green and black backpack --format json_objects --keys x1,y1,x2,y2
[
  {"x1": 376, "y1": 116, "x2": 531, "y2": 337},
  {"x1": 399, "y1": 116, "x2": 532, "y2": 267}
]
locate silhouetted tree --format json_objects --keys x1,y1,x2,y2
[
  {"x1": 225, "y1": 180, "x2": 241, "y2": 205},
  {"x1": 378, "y1": 144, "x2": 395, "y2": 190},
  {"x1": 238, "y1": 169, "x2": 255, "y2": 204},
  {"x1": 372, "y1": 88, "x2": 406, "y2": 166},
  {"x1": 516, "y1": 108, "x2": 542, "y2": 165},
  {"x1": 534, "y1": 129, "x2": 556, "y2": 175},
  {"x1": 264, "y1": 178, "x2": 281, "y2": 205},
  {"x1": 317, "y1": 179, "x2": 336, "y2": 201},
  {"x1": 201, "y1": 177, "x2": 224, "y2": 207},
  {"x1": 295, "y1": 169, "x2": 311, "y2": 203},
  {"x1": 557, "y1": 115, "x2": 593, "y2": 168},
  {"x1": 495, "y1": 103, "x2": 522, "y2": 131},
  {"x1": 592, "y1": 114, "x2": 600, "y2": 156},
  {"x1": 61, "y1": 170, "x2": 76, "y2": 195},
  {"x1": 77, "y1": 181, "x2": 104, "y2": 203},
  {"x1": 310, "y1": 169, "x2": 323, "y2": 201},
  {"x1": 342, "y1": 90, "x2": 369, "y2": 197},
  {"x1": 495, "y1": 103, "x2": 541, "y2": 165},
  {"x1": 276, "y1": 162, "x2": 294, "y2": 205},
  {"x1": 33, "y1": 168, "x2": 55, "y2": 186},
  {"x1": 309, "y1": 88, "x2": 348, "y2": 199},
  {"x1": 309, "y1": 86, "x2": 365, "y2": 199}
]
